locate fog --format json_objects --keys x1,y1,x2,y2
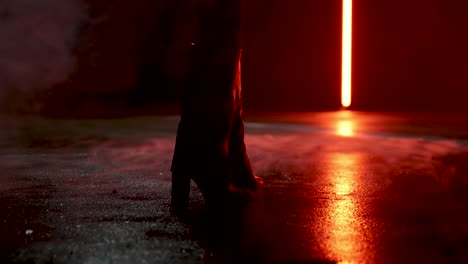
[
  {"x1": 0, "y1": 0, "x2": 87, "y2": 110},
  {"x1": 89, "y1": 125, "x2": 466, "y2": 187}
]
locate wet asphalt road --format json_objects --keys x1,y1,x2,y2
[{"x1": 1, "y1": 111, "x2": 468, "y2": 263}]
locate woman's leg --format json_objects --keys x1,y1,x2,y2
[{"x1": 171, "y1": 0, "x2": 259, "y2": 211}]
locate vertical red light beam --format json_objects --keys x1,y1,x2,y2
[{"x1": 342, "y1": 0, "x2": 352, "y2": 108}]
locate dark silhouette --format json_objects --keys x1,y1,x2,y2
[{"x1": 170, "y1": 0, "x2": 263, "y2": 213}]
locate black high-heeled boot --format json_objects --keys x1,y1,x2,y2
[{"x1": 171, "y1": 169, "x2": 263, "y2": 216}]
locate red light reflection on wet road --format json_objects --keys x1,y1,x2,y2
[
  {"x1": 324, "y1": 152, "x2": 364, "y2": 263},
  {"x1": 335, "y1": 110, "x2": 355, "y2": 137},
  {"x1": 317, "y1": 112, "x2": 374, "y2": 263},
  {"x1": 336, "y1": 120, "x2": 354, "y2": 137}
]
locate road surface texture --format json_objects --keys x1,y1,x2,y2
[{"x1": 1, "y1": 111, "x2": 468, "y2": 263}]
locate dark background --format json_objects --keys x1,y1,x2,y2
[
  {"x1": 352, "y1": 0, "x2": 468, "y2": 112},
  {"x1": 1, "y1": 0, "x2": 468, "y2": 117},
  {"x1": 244, "y1": 0, "x2": 468, "y2": 113}
]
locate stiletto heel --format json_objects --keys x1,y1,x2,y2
[{"x1": 171, "y1": 172, "x2": 191, "y2": 215}]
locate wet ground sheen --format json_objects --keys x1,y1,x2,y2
[{"x1": 1, "y1": 112, "x2": 468, "y2": 263}]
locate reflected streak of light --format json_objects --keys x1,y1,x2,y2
[
  {"x1": 342, "y1": 0, "x2": 352, "y2": 108},
  {"x1": 336, "y1": 120, "x2": 354, "y2": 137},
  {"x1": 326, "y1": 153, "x2": 362, "y2": 263}
]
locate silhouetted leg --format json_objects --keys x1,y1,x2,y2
[{"x1": 172, "y1": 0, "x2": 254, "y2": 210}]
